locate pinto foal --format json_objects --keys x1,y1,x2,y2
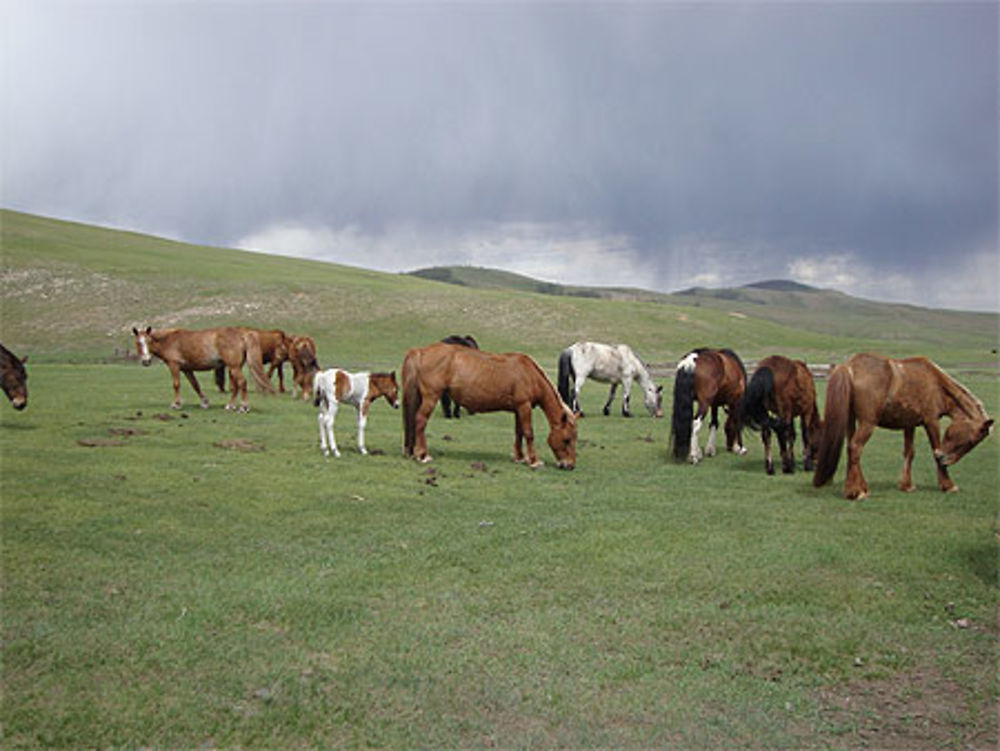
[{"x1": 314, "y1": 369, "x2": 399, "y2": 457}]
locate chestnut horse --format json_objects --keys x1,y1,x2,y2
[
  {"x1": 215, "y1": 328, "x2": 291, "y2": 393},
  {"x1": 132, "y1": 326, "x2": 274, "y2": 411},
  {"x1": 289, "y1": 335, "x2": 320, "y2": 400},
  {"x1": 741, "y1": 355, "x2": 819, "y2": 475},
  {"x1": 670, "y1": 348, "x2": 748, "y2": 463},
  {"x1": 439, "y1": 334, "x2": 479, "y2": 419},
  {"x1": 1, "y1": 343, "x2": 28, "y2": 410},
  {"x1": 402, "y1": 342, "x2": 577, "y2": 469},
  {"x1": 314, "y1": 368, "x2": 399, "y2": 457},
  {"x1": 813, "y1": 353, "x2": 993, "y2": 500}
]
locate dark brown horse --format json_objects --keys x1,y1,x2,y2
[
  {"x1": 670, "y1": 348, "x2": 748, "y2": 463},
  {"x1": 288, "y1": 335, "x2": 319, "y2": 400},
  {"x1": 132, "y1": 326, "x2": 274, "y2": 411},
  {"x1": 813, "y1": 353, "x2": 993, "y2": 500},
  {"x1": 402, "y1": 342, "x2": 577, "y2": 469},
  {"x1": 439, "y1": 334, "x2": 479, "y2": 418},
  {"x1": 1, "y1": 343, "x2": 28, "y2": 410},
  {"x1": 741, "y1": 355, "x2": 820, "y2": 475},
  {"x1": 215, "y1": 328, "x2": 292, "y2": 394}
]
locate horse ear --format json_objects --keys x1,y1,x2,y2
[
  {"x1": 145, "y1": 326, "x2": 152, "y2": 335},
  {"x1": 132, "y1": 327, "x2": 139, "y2": 335},
  {"x1": 657, "y1": 385, "x2": 663, "y2": 393},
  {"x1": 20, "y1": 355, "x2": 27, "y2": 364}
]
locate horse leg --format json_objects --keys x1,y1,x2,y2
[
  {"x1": 844, "y1": 421, "x2": 874, "y2": 500},
  {"x1": 724, "y1": 408, "x2": 747, "y2": 456},
  {"x1": 226, "y1": 367, "x2": 248, "y2": 412},
  {"x1": 801, "y1": 416, "x2": 815, "y2": 472},
  {"x1": 603, "y1": 382, "x2": 619, "y2": 417},
  {"x1": 318, "y1": 402, "x2": 340, "y2": 458},
  {"x1": 689, "y1": 405, "x2": 707, "y2": 463},
  {"x1": 898, "y1": 426, "x2": 916, "y2": 492},
  {"x1": 924, "y1": 420, "x2": 958, "y2": 493},
  {"x1": 167, "y1": 364, "x2": 184, "y2": 409},
  {"x1": 515, "y1": 404, "x2": 542, "y2": 467},
  {"x1": 762, "y1": 423, "x2": 774, "y2": 475},
  {"x1": 620, "y1": 381, "x2": 633, "y2": 418},
  {"x1": 779, "y1": 419, "x2": 796, "y2": 474},
  {"x1": 182, "y1": 369, "x2": 210, "y2": 409},
  {"x1": 356, "y1": 406, "x2": 368, "y2": 455},
  {"x1": 705, "y1": 406, "x2": 719, "y2": 457},
  {"x1": 268, "y1": 361, "x2": 285, "y2": 393},
  {"x1": 573, "y1": 374, "x2": 587, "y2": 416},
  {"x1": 414, "y1": 396, "x2": 439, "y2": 462}
]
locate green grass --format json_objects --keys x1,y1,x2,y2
[{"x1": 2, "y1": 363, "x2": 997, "y2": 748}]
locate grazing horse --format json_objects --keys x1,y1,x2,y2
[
  {"x1": 558, "y1": 341, "x2": 663, "y2": 417},
  {"x1": 670, "y1": 348, "x2": 748, "y2": 463},
  {"x1": 813, "y1": 353, "x2": 993, "y2": 500},
  {"x1": 215, "y1": 328, "x2": 292, "y2": 393},
  {"x1": 741, "y1": 355, "x2": 820, "y2": 475},
  {"x1": 132, "y1": 326, "x2": 274, "y2": 411},
  {"x1": 439, "y1": 334, "x2": 479, "y2": 419},
  {"x1": 314, "y1": 369, "x2": 399, "y2": 457},
  {"x1": 0, "y1": 343, "x2": 28, "y2": 410},
  {"x1": 289, "y1": 335, "x2": 319, "y2": 400},
  {"x1": 402, "y1": 341, "x2": 577, "y2": 469}
]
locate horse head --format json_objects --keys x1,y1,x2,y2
[
  {"x1": 547, "y1": 405, "x2": 578, "y2": 469},
  {"x1": 375, "y1": 371, "x2": 400, "y2": 409},
  {"x1": 1, "y1": 351, "x2": 28, "y2": 410},
  {"x1": 644, "y1": 383, "x2": 664, "y2": 418},
  {"x1": 132, "y1": 326, "x2": 154, "y2": 366},
  {"x1": 937, "y1": 415, "x2": 994, "y2": 467}
]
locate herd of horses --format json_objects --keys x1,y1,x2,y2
[{"x1": 1, "y1": 329, "x2": 992, "y2": 500}]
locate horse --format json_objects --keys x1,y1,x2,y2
[
  {"x1": 288, "y1": 335, "x2": 319, "y2": 400},
  {"x1": 132, "y1": 326, "x2": 274, "y2": 411},
  {"x1": 402, "y1": 341, "x2": 577, "y2": 469},
  {"x1": 741, "y1": 355, "x2": 820, "y2": 475},
  {"x1": 215, "y1": 328, "x2": 291, "y2": 393},
  {"x1": 314, "y1": 369, "x2": 399, "y2": 457},
  {"x1": 439, "y1": 334, "x2": 479, "y2": 419},
  {"x1": 813, "y1": 352, "x2": 993, "y2": 500},
  {"x1": 557, "y1": 341, "x2": 663, "y2": 418},
  {"x1": 0, "y1": 343, "x2": 28, "y2": 410},
  {"x1": 670, "y1": 348, "x2": 748, "y2": 463}
]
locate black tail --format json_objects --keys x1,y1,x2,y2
[
  {"x1": 741, "y1": 366, "x2": 780, "y2": 433},
  {"x1": 670, "y1": 364, "x2": 696, "y2": 460},
  {"x1": 214, "y1": 365, "x2": 226, "y2": 392},
  {"x1": 557, "y1": 349, "x2": 575, "y2": 408}
]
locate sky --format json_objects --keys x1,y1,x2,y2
[{"x1": 2, "y1": 1, "x2": 998, "y2": 311}]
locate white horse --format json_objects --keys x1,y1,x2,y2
[
  {"x1": 557, "y1": 341, "x2": 663, "y2": 417},
  {"x1": 314, "y1": 368, "x2": 399, "y2": 457}
]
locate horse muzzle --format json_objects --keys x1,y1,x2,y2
[
  {"x1": 557, "y1": 460, "x2": 575, "y2": 470},
  {"x1": 141, "y1": 357, "x2": 152, "y2": 366},
  {"x1": 11, "y1": 398, "x2": 26, "y2": 410}
]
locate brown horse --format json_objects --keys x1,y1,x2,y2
[
  {"x1": 132, "y1": 326, "x2": 274, "y2": 411},
  {"x1": 402, "y1": 342, "x2": 577, "y2": 469},
  {"x1": 215, "y1": 328, "x2": 292, "y2": 393},
  {"x1": 439, "y1": 334, "x2": 479, "y2": 418},
  {"x1": 670, "y1": 348, "x2": 748, "y2": 463},
  {"x1": 1, "y1": 343, "x2": 28, "y2": 410},
  {"x1": 288, "y1": 335, "x2": 319, "y2": 400},
  {"x1": 741, "y1": 355, "x2": 820, "y2": 475},
  {"x1": 813, "y1": 352, "x2": 993, "y2": 500}
]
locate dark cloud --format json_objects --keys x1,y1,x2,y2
[{"x1": 3, "y1": 1, "x2": 997, "y2": 309}]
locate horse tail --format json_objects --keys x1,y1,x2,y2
[
  {"x1": 741, "y1": 366, "x2": 777, "y2": 432},
  {"x1": 243, "y1": 331, "x2": 276, "y2": 394},
  {"x1": 401, "y1": 349, "x2": 422, "y2": 457},
  {"x1": 813, "y1": 364, "x2": 852, "y2": 487},
  {"x1": 670, "y1": 359, "x2": 696, "y2": 460},
  {"x1": 557, "y1": 348, "x2": 575, "y2": 408},
  {"x1": 214, "y1": 365, "x2": 227, "y2": 392}
]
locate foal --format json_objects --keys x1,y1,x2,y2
[{"x1": 314, "y1": 369, "x2": 399, "y2": 457}]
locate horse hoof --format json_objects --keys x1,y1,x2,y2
[
  {"x1": 766, "y1": 463, "x2": 775, "y2": 475},
  {"x1": 528, "y1": 460, "x2": 544, "y2": 469},
  {"x1": 418, "y1": 455, "x2": 433, "y2": 464},
  {"x1": 943, "y1": 484, "x2": 960, "y2": 494}
]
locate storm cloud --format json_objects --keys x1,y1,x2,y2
[{"x1": 3, "y1": 1, "x2": 997, "y2": 310}]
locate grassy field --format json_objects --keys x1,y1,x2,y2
[{"x1": 1, "y1": 210, "x2": 998, "y2": 748}]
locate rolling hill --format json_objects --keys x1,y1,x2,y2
[{"x1": 2, "y1": 210, "x2": 997, "y2": 371}]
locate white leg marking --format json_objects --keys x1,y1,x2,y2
[
  {"x1": 706, "y1": 425, "x2": 718, "y2": 457},
  {"x1": 690, "y1": 416, "x2": 703, "y2": 463}
]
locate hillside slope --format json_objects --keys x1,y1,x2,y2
[{"x1": 2, "y1": 210, "x2": 996, "y2": 370}]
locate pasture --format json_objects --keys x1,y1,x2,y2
[{"x1": 2, "y1": 361, "x2": 997, "y2": 748}]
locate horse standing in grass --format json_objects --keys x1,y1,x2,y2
[
  {"x1": 215, "y1": 328, "x2": 292, "y2": 393},
  {"x1": 314, "y1": 369, "x2": 399, "y2": 457},
  {"x1": 402, "y1": 341, "x2": 577, "y2": 469},
  {"x1": 132, "y1": 326, "x2": 274, "y2": 411},
  {"x1": 557, "y1": 341, "x2": 663, "y2": 418},
  {"x1": 670, "y1": 348, "x2": 748, "y2": 463},
  {"x1": 289, "y1": 335, "x2": 319, "y2": 400},
  {"x1": 741, "y1": 355, "x2": 820, "y2": 475},
  {"x1": 439, "y1": 334, "x2": 479, "y2": 419},
  {"x1": 813, "y1": 352, "x2": 992, "y2": 500},
  {"x1": 0, "y1": 343, "x2": 28, "y2": 410}
]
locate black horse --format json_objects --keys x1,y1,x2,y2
[
  {"x1": 1, "y1": 343, "x2": 28, "y2": 410},
  {"x1": 439, "y1": 335, "x2": 479, "y2": 418}
]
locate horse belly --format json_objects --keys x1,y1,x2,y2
[{"x1": 877, "y1": 401, "x2": 924, "y2": 429}]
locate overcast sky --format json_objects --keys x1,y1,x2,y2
[{"x1": 3, "y1": 1, "x2": 998, "y2": 311}]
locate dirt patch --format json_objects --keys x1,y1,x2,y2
[
  {"x1": 77, "y1": 437, "x2": 127, "y2": 447},
  {"x1": 214, "y1": 438, "x2": 265, "y2": 453},
  {"x1": 804, "y1": 666, "x2": 998, "y2": 750}
]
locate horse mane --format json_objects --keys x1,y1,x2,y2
[
  {"x1": 0, "y1": 344, "x2": 25, "y2": 376},
  {"x1": 930, "y1": 360, "x2": 989, "y2": 420}
]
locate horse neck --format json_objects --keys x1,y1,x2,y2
[
  {"x1": 626, "y1": 351, "x2": 653, "y2": 386},
  {"x1": 936, "y1": 366, "x2": 989, "y2": 422},
  {"x1": 530, "y1": 363, "x2": 569, "y2": 426}
]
